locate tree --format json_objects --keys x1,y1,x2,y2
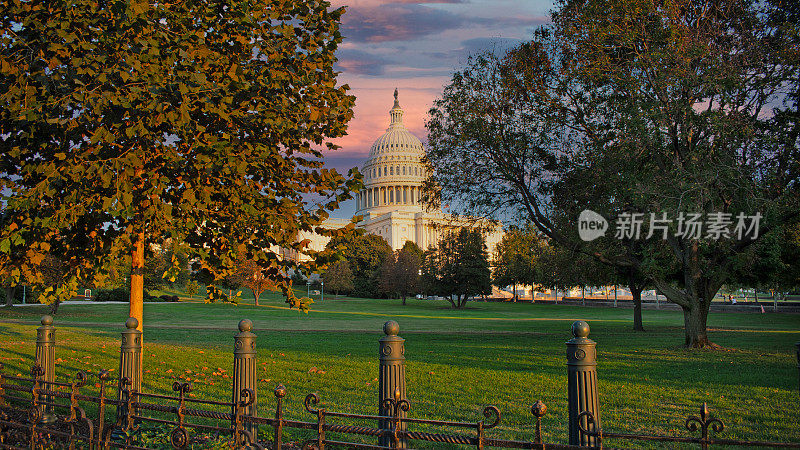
[
  {"x1": 422, "y1": 228, "x2": 491, "y2": 308},
  {"x1": 326, "y1": 232, "x2": 393, "y2": 298},
  {"x1": 378, "y1": 255, "x2": 398, "y2": 298},
  {"x1": 379, "y1": 247, "x2": 421, "y2": 305},
  {"x1": 400, "y1": 241, "x2": 424, "y2": 261},
  {"x1": 492, "y1": 226, "x2": 543, "y2": 301},
  {"x1": 0, "y1": 0, "x2": 358, "y2": 334},
  {"x1": 185, "y1": 280, "x2": 199, "y2": 299},
  {"x1": 322, "y1": 260, "x2": 354, "y2": 297},
  {"x1": 233, "y1": 258, "x2": 278, "y2": 306},
  {"x1": 425, "y1": 1, "x2": 800, "y2": 347}
]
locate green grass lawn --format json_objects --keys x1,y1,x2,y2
[{"x1": 1, "y1": 292, "x2": 798, "y2": 448}]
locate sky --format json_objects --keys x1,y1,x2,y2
[{"x1": 319, "y1": 0, "x2": 554, "y2": 218}]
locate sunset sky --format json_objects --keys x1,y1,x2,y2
[{"x1": 322, "y1": 0, "x2": 553, "y2": 217}]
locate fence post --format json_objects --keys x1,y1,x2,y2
[
  {"x1": 796, "y1": 341, "x2": 799, "y2": 401},
  {"x1": 232, "y1": 319, "x2": 257, "y2": 444},
  {"x1": 378, "y1": 320, "x2": 407, "y2": 449},
  {"x1": 35, "y1": 315, "x2": 56, "y2": 423},
  {"x1": 567, "y1": 320, "x2": 600, "y2": 446},
  {"x1": 118, "y1": 317, "x2": 142, "y2": 421}
]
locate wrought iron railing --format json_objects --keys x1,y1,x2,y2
[
  {"x1": 1, "y1": 361, "x2": 799, "y2": 449},
  {"x1": 1, "y1": 316, "x2": 799, "y2": 449}
]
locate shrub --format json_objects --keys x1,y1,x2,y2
[{"x1": 93, "y1": 287, "x2": 129, "y2": 302}]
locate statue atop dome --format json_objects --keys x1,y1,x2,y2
[{"x1": 390, "y1": 89, "x2": 403, "y2": 127}]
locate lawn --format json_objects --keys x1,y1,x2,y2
[{"x1": 0, "y1": 292, "x2": 798, "y2": 448}]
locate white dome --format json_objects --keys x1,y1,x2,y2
[{"x1": 357, "y1": 90, "x2": 428, "y2": 215}]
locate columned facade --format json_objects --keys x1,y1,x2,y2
[{"x1": 292, "y1": 90, "x2": 504, "y2": 259}]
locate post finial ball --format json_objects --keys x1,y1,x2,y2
[
  {"x1": 125, "y1": 317, "x2": 139, "y2": 329},
  {"x1": 571, "y1": 320, "x2": 590, "y2": 338},
  {"x1": 383, "y1": 320, "x2": 399, "y2": 336},
  {"x1": 238, "y1": 319, "x2": 253, "y2": 332},
  {"x1": 41, "y1": 315, "x2": 53, "y2": 326}
]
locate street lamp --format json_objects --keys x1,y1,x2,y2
[
  {"x1": 418, "y1": 269, "x2": 423, "y2": 299},
  {"x1": 306, "y1": 280, "x2": 310, "y2": 298},
  {"x1": 320, "y1": 280, "x2": 324, "y2": 305}
]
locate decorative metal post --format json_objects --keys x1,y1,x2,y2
[
  {"x1": 35, "y1": 315, "x2": 56, "y2": 423},
  {"x1": 378, "y1": 320, "x2": 407, "y2": 448},
  {"x1": 796, "y1": 341, "x2": 800, "y2": 401},
  {"x1": 567, "y1": 320, "x2": 600, "y2": 446},
  {"x1": 118, "y1": 317, "x2": 142, "y2": 420},
  {"x1": 232, "y1": 319, "x2": 257, "y2": 444}
]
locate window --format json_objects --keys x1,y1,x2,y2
[
  {"x1": 402, "y1": 166, "x2": 406, "y2": 175},
  {"x1": 390, "y1": 167, "x2": 394, "y2": 175}
]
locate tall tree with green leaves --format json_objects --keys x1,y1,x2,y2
[
  {"x1": 326, "y1": 232, "x2": 393, "y2": 298},
  {"x1": 492, "y1": 226, "x2": 545, "y2": 301},
  {"x1": 425, "y1": 0, "x2": 799, "y2": 347},
  {"x1": 379, "y1": 246, "x2": 422, "y2": 305},
  {"x1": 0, "y1": 0, "x2": 358, "y2": 331},
  {"x1": 323, "y1": 260, "x2": 354, "y2": 297},
  {"x1": 422, "y1": 228, "x2": 491, "y2": 308}
]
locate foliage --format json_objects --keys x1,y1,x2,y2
[
  {"x1": 232, "y1": 258, "x2": 278, "y2": 306},
  {"x1": 94, "y1": 288, "x2": 172, "y2": 303},
  {"x1": 400, "y1": 241, "x2": 424, "y2": 261},
  {"x1": 184, "y1": 280, "x2": 199, "y2": 299},
  {"x1": 379, "y1": 247, "x2": 421, "y2": 305},
  {"x1": 94, "y1": 288, "x2": 131, "y2": 303},
  {"x1": 204, "y1": 285, "x2": 240, "y2": 305},
  {"x1": 143, "y1": 245, "x2": 190, "y2": 291},
  {"x1": 425, "y1": 0, "x2": 800, "y2": 346},
  {"x1": 492, "y1": 225, "x2": 547, "y2": 299},
  {"x1": 421, "y1": 228, "x2": 491, "y2": 308},
  {"x1": 325, "y1": 232, "x2": 393, "y2": 298},
  {"x1": 0, "y1": 0, "x2": 359, "y2": 330},
  {"x1": 323, "y1": 260, "x2": 354, "y2": 297},
  {"x1": 290, "y1": 271, "x2": 308, "y2": 287}
]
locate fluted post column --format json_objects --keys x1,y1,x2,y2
[
  {"x1": 35, "y1": 315, "x2": 56, "y2": 423},
  {"x1": 378, "y1": 321, "x2": 407, "y2": 448},
  {"x1": 232, "y1": 319, "x2": 257, "y2": 442},
  {"x1": 567, "y1": 320, "x2": 600, "y2": 446},
  {"x1": 118, "y1": 317, "x2": 142, "y2": 420}
]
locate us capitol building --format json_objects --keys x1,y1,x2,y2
[{"x1": 297, "y1": 90, "x2": 503, "y2": 259}]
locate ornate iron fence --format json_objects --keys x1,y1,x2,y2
[{"x1": 0, "y1": 316, "x2": 798, "y2": 449}]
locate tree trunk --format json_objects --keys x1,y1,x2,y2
[
  {"x1": 581, "y1": 286, "x2": 585, "y2": 306},
  {"x1": 631, "y1": 285, "x2": 645, "y2": 332},
  {"x1": 682, "y1": 302, "x2": 713, "y2": 348},
  {"x1": 130, "y1": 233, "x2": 145, "y2": 332},
  {"x1": 402, "y1": 295, "x2": 406, "y2": 306},
  {"x1": 49, "y1": 298, "x2": 60, "y2": 315},
  {"x1": 254, "y1": 292, "x2": 260, "y2": 306},
  {"x1": 4, "y1": 286, "x2": 15, "y2": 307},
  {"x1": 512, "y1": 283, "x2": 516, "y2": 302},
  {"x1": 613, "y1": 284, "x2": 617, "y2": 307}
]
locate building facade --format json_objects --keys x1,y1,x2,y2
[{"x1": 298, "y1": 90, "x2": 502, "y2": 258}]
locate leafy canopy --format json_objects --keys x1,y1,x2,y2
[{"x1": 0, "y1": 0, "x2": 359, "y2": 308}]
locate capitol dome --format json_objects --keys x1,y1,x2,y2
[{"x1": 355, "y1": 89, "x2": 428, "y2": 216}]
